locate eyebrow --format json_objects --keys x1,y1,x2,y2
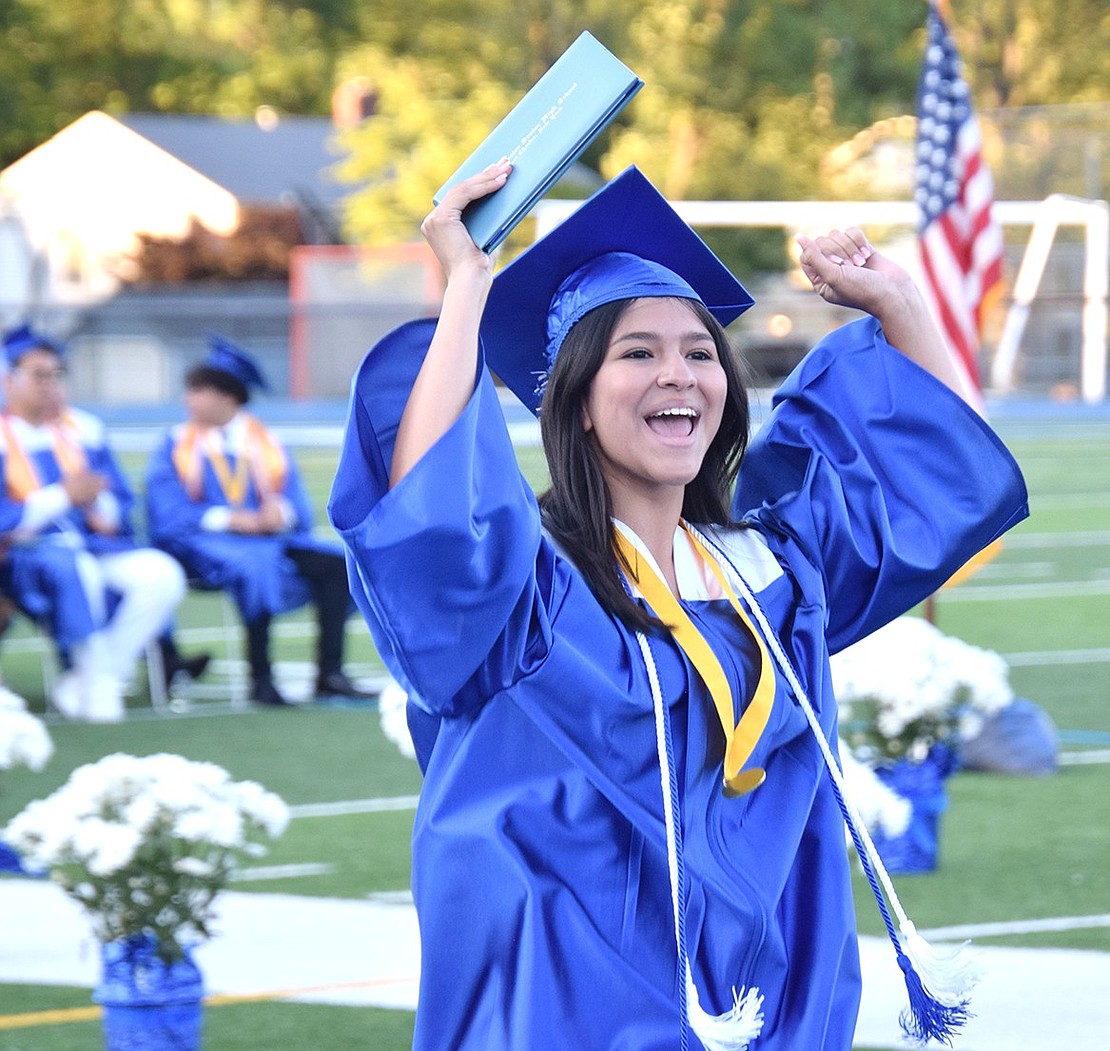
[{"x1": 611, "y1": 330, "x2": 714, "y2": 344}]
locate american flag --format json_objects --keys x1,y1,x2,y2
[{"x1": 915, "y1": 2, "x2": 1003, "y2": 397}]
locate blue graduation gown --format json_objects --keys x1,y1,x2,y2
[
  {"x1": 328, "y1": 316, "x2": 1028, "y2": 1050},
  {"x1": 144, "y1": 422, "x2": 340, "y2": 621},
  {"x1": 0, "y1": 409, "x2": 137, "y2": 650}
]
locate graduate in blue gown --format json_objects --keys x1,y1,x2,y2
[
  {"x1": 145, "y1": 335, "x2": 370, "y2": 706},
  {"x1": 329, "y1": 165, "x2": 1028, "y2": 1050},
  {"x1": 0, "y1": 324, "x2": 189, "y2": 721}
]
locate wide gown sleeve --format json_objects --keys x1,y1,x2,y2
[
  {"x1": 328, "y1": 319, "x2": 554, "y2": 717},
  {"x1": 733, "y1": 316, "x2": 1028, "y2": 654}
]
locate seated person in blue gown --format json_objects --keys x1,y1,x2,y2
[
  {"x1": 328, "y1": 164, "x2": 1029, "y2": 1051},
  {"x1": 0, "y1": 323, "x2": 196, "y2": 721},
  {"x1": 144, "y1": 335, "x2": 369, "y2": 706}
]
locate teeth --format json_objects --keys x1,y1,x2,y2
[{"x1": 651, "y1": 407, "x2": 697, "y2": 418}]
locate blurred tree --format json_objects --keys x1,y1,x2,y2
[
  {"x1": 334, "y1": 0, "x2": 637, "y2": 250},
  {"x1": 336, "y1": 0, "x2": 929, "y2": 268},
  {"x1": 957, "y1": 0, "x2": 1110, "y2": 107},
  {"x1": 3, "y1": 0, "x2": 1107, "y2": 254},
  {"x1": 0, "y1": 0, "x2": 357, "y2": 166}
]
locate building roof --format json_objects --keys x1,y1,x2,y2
[{"x1": 117, "y1": 112, "x2": 350, "y2": 209}]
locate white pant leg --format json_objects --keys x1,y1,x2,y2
[
  {"x1": 70, "y1": 551, "x2": 111, "y2": 677},
  {"x1": 94, "y1": 549, "x2": 186, "y2": 680},
  {"x1": 59, "y1": 552, "x2": 122, "y2": 721}
]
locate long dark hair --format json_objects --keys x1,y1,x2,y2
[{"x1": 538, "y1": 297, "x2": 750, "y2": 631}]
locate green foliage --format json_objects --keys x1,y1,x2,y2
[
  {"x1": 0, "y1": 0, "x2": 349, "y2": 165},
  {"x1": 3, "y1": 0, "x2": 1109, "y2": 235},
  {"x1": 333, "y1": 48, "x2": 520, "y2": 247}
]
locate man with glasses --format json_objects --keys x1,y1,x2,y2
[{"x1": 0, "y1": 323, "x2": 194, "y2": 721}]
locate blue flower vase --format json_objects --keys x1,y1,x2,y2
[
  {"x1": 94, "y1": 935, "x2": 205, "y2": 1051},
  {"x1": 870, "y1": 744, "x2": 957, "y2": 875},
  {"x1": 0, "y1": 841, "x2": 39, "y2": 876}
]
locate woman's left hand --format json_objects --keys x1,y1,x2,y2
[
  {"x1": 796, "y1": 228, "x2": 919, "y2": 319},
  {"x1": 797, "y1": 227, "x2": 976, "y2": 402}
]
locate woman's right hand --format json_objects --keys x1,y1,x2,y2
[{"x1": 420, "y1": 160, "x2": 512, "y2": 281}]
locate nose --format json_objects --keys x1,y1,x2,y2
[{"x1": 657, "y1": 348, "x2": 695, "y2": 389}]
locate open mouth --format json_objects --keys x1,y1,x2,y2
[{"x1": 646, "y1": 406, "x2": 698, "y2": 438}]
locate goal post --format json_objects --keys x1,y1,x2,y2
[{"x1": 535, "y1": 196, "x2": 1110, "y2": 403}]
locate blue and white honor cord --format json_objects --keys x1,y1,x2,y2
[{"x1": 687, "y1": 525, "x2": 979, "y2": 1046}]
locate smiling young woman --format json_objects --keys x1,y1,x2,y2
[{"x1": 328, "y1": 166, "x2": 1029, "y2": 1051}]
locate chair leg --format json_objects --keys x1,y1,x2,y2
[
  {"x1": 223, "y1": 593, "x2": 251, "y2": 708},
  {"x1": 144, "y1": 639, "x2": 169, "y2": 713}
]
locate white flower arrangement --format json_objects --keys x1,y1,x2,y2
[
  {"x1": 831, "y1": 616, "x2": 1014, "y2": 767},
  {"x1": 0, "y1": 684, "x2": 53, "y2": 773},
  {"x1": 378, "y1": 678, "x2": 416, "y2": 760},
  {"x1": 2, "y1": 752, "x2": 289, "y2": 959},
  {"x1": 839, "y1": 748, "x2": 912, "y2": 838}
]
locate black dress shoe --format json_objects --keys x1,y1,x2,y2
[
  {"x1": 315, "y1": 671, "x2": 374, "y2": 700},
  {"x1": 163, "y1": 652, "x2": 213, "y2": 691},
  {"x1": 251, "y1": 679, "x2": 294, "y2": 707}
]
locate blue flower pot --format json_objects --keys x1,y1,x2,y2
[
  {"x1": 870, "y1": 745, "x2": 956, "y2": 875},
  {"x1": 94, "y1": 936, "x2": 204, "y2": 1051},
  {"x1": 0, "y1": 841, "x2": 39, "y2": 876}
]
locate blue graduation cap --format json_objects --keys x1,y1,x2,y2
[
  {"x1": 481, "y1": 166, "x2": 755, "y2": 416},
  {"x1": 2, "y1": 323, "x2": 66, "y2": 369},
  {"x1": 202, "y1": 334, "x2": 270, "y2": 393}
]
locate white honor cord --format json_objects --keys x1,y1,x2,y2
[
  {"x1": 636, "y1": 628, "x2": 684, "y2": 943},
  {"x1": 634, "y1": 627, "x2": 764, "y2": 1051}
]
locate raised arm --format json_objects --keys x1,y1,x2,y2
[
  {"x1": 796, "y1": 227, "x2": 976, "y2": 403},
  {"x1": 389, "y1": 160, "x2": 512, "y2": 487}
]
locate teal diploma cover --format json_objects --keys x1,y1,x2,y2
[{"x1": 433, "y1": 31, "x2": 643, "y2": 253}]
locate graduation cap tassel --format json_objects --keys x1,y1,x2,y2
[{"x1": 687, "y1": 526, "x2": 980, "y2": 1046}]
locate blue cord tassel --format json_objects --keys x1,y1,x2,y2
[
  {"x1": 896, "y1": 950, "x2": 973, "y2": 1046},
  {"x1": 690, "y1": 527, "x2": 979, "y2": 1046}
]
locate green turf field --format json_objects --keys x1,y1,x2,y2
[{"x1": 1, "y1": 415, "x2": 1107, "y2": 1050}]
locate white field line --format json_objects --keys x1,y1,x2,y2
[
  {"x1": 1059, "y1": 749, "x2": 1110, "y2": 766},
  {"x1": 974, "y1": 561, "x2": 1055, "y2": 579},
  {"x1": 230, "y1": 862, "x2": 336, "y2": 881},
  {"x1": 1005, "y1": 529, "x2": 1110, "y2": 547},
  {"x1": 919, "y1": 913, "x2": 1110, "y2": 942},
  {"x1": 1003, "y1": 647, "x2": 1110, "y2": 665},
  {"x1": 939, "y1": 579, "x2": 1110, "y2": 601},
  {"x1": 1029, "y1": 493, "x2": 1110, "y2": 510},
  {"x1": 288, "y1": 796, "x2": 420, "y2": 818}
]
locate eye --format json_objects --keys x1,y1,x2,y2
[
  {"x1": 620, "y1": 347, "x2": 652, "y2": 360},
  {"x1": 687, "y1": 347, "x2": 716, "y2": 361}
]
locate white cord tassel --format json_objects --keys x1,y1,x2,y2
[
  {"x1": 687, "y1": 964, "x2": 765, "y2": 1051},
  {"x1": 900, "y1": 922, "x2": 981, "y2": 1007}
]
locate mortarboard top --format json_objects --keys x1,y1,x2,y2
[
  {"x1": 1, "y1": 323, "x2": 66, "y2": 369},
  {"x1": 202, "y1": 333, "x2": 270, "y2": 392},
  {"x1": 481, "y1": 165, "x2": 754, "y2": 416}
]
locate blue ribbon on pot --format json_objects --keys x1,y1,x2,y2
[
  {"x1": 94, "y1": 934, "x2": 205, "y2": 1051},
  {"x1": 870, "y1": 743, "x2": 957, "y2": 875}
]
